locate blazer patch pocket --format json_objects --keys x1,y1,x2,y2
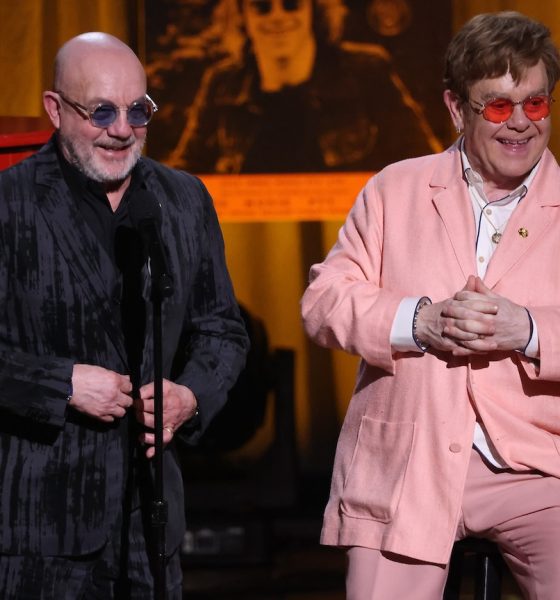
[{"x1": 340, "y1": 417, "x2": 415, "y2": 523}]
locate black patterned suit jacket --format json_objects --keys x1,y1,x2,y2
[{"x1": 0, "y1": 138, "x2": 248, "y2": 556}]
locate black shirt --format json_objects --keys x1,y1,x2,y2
[{"x1": 57, "y1": 143, "x2": 147, "y2": 389}]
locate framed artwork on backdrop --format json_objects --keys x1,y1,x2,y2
[{"x1": 145, "y1": 0, "x2": 452, "y2": 221}]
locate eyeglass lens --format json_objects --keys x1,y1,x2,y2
[
  {"x1": 91, "y1": 100, "x2": 154, "y2": 128},
  {"x1": 482, "y1": 96, "x2": 551, "y2": 123},
  {"x1": 248, "y1": 0, "x2": 302, "y2": 15}
]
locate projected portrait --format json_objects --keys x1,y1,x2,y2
[{"x1": 146, "y1": 0, "x2": 449, "y2": 174}]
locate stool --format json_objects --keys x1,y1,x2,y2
[{"x1": 444, "y1": 538, "x2": 504, "y2": 600}]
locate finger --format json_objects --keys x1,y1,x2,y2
[
  {"x1": 443, "y1": 321, "x2": 495, "y2": 340},
  {"x1": 139, "y1": 430, "x2": 173, "y2": 446},
  {"x1": 120, "y1": 381, "x2": 133, "y2": 395},
  {"x1": 112, "y1": 405, "x2": 127, "y2": 419},
  {"x1": 138, "y1": 383, "x2": 155, "y2": 399},
  {"x1": 449, "y1": 295, "x2": 499, "y2": 313},
  {"x1": 451, "y1": 346, "x2": 487, "y2": 357},
  {"x1": 443, "y1": 298, "x2": 498, "y2": 318},
  {"x1": 443, "y1": 325, "x2": 480, "y2": 342},
  {"x1": 462, "y1": 275, "x2": 477, "y2": 292},
  {"x1": 118, "y1": 393, "x2": 134, "y2": 408},
  {"x1": 98, "y1": 414, "x2": 115, "y2": 423},
  {"x1": 474, "y1": 277, "x2": 495, "y2": 296},
  {"x1": 135, "y1": 398, "x2": 154, "y2": 414},
  {"x1": 443, "y1": 311, "x2": 495, "y2": 333},
  {"x1": 452, "y1": 337, "x2": 498, "y2": 355},
  {"x1": 139, "y1": 432, "x2": 153, "y2": 445},
  {"x1": 144, "y1": 415, "x2": 155, "y2": 429},
  {"x1": 137, "y1": 413, "x2": 154, "y2": 429}
]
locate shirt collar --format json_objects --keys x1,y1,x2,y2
[{"x1": 459, "y1": 137, "x2": 538, "y2": 205}]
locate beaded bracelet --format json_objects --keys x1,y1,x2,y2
[{"x1": 412, "y1": 296, "x2": 432, "y2": 352}]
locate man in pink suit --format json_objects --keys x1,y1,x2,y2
[{"x1": 302, "y1": 11, "x2": 560, "y2": 599}]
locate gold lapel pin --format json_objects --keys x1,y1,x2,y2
[{"x1": 518, "y1": 227, "x2": 529, "y2": 238}]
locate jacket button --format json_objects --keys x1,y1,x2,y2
[{"x1": 449, "y1": 443, "x2": 462, "y2": 453}]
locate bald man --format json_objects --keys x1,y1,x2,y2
[{"x1": 0, "y1": 32, "x2": 248, "y2": 598}]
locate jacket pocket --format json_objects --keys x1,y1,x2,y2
[{"x1": 340, "y1": 416, "x2": 414, "y2": 523}]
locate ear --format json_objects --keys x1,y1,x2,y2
[
  {"x1": 43, "y1": 91, "x2": 61, "y2": 129},
  {"x1": 443, "y1": 89, "x2": 465, "y2": 133}
]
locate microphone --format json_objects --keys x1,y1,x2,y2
[{"x1": 129, "y1": 190, "x2": 174, "y2": 298}]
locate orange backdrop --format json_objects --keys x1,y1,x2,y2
[{"x1": 1, "y1": 0, "x2": 560, "y2": 471}]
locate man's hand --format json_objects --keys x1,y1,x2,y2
[
  {"x1": 134, "y1": 379, "x2": 198, "y2": 458},
  {"x1": 450, "y1": 276, "x2": 531, "y2": 354},
  {"x1": 415, "y1": 276, "x2": 531, "y2": 356},
  {"x1": 69, "y1": 364, "x2": 133, "y2": 422}
]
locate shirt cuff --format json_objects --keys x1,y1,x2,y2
[{"x1": 390, "y1": 297, "x2": 424, "y2": 352}]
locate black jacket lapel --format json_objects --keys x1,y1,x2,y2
[{"x1": 33, "y1": 141, "x2": 128, "y2": 365}]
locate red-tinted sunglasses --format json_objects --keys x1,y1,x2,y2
[{"x1": 469, "y1": 95, "x2": 554, "y2": 124}]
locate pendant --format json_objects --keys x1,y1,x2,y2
[{"x1": 492, "y1": 232, "x2": 502, "y2": 244}]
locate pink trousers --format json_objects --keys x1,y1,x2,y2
[{"x1": 346, "y1": 449, "x2": 560, "y2": 600}]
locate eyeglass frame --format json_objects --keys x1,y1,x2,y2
[
  {"x1": 468, "y1": 94, "x2": 554, "y2": 124},
  {"x1": 54, "y1": 90, "x2": 158, "y2": 128}
]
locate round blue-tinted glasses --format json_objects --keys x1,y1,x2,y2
[{"x1": 56, "y1": 91, "x2": 158, "y2": 128}]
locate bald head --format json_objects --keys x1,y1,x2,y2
[
  {"x1": 44, "y1": 32, "x2": 149, "y2": 197},
  {"x1": 54, "y1": 32, "x2": 146, "y2": 93}
]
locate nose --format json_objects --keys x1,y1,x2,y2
[
  {"x1": 270, "y1": 0, "x2": 288, "y2": 16},
  {"x1": 506, "y1": 103, "x2": 531, "y2": 130},
  {"x1": 105, "y1": 109, "x2": 134, "y2": 138}
]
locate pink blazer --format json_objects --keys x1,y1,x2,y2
[{"x1": 301, "y1": 143, "x2": 560, "y2": 564}]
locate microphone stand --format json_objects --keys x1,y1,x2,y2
[{"x1": 150, "y1": 268, "x2": 174, "y2": 600}]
